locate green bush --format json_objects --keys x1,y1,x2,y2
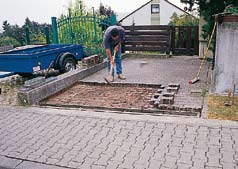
[{"x1": 0, "y1": 36, "x2": 20, "y2": 47}]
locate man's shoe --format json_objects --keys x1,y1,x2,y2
[
  {"x1": 104, "y1": 75, "x2": 114, "y2": 84},
  {"x1": 118, "y1": 74, "x2": 126, "y2": 80}
]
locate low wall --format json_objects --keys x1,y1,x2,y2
[{"x1": 18, "y1": 61, "x2": 107, "y2": 105}]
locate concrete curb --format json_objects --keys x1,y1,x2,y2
[
  {"x1": 18, "y1": 61, "x2": 107, "y2": 105},
  {"x1": 0, "y1": 156, "x2": 22, "y2": 169},
  {"x1": 0, "y1": 155, "x2": 69, "y2": 169},
  {"x1": 39, "y1": 103, "x2": 198, "y2": 116}
]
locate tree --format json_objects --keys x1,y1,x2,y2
[
  {"x1": 169, "y1": 13, "x2": 198, "y2": 26},
  {"x1": 98, "y1": 3, "x2": 115, "y2": 17},
  {"x1": 181, "y1": 0, "x2": 238, "y2": 39},
  {"x1": 1, "y1": 18, "x2": 51, "y2": 46},
  {"x1": 22, "y1": 17, "x2": 51, "y2": 44},
  {"x1": 2, "y1": 20, "x2": 25, "y2": 45}
]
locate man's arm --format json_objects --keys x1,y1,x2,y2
[
  {"x1": 105, "y1": 48, "x2": 114, "y2": 65},
  {"x1": 114, "y1": 28, "x2": 125, "y2": 52}
]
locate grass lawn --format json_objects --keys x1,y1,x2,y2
[{"x1": 207, "y1": 94, "x2": 238, "y2": 121}]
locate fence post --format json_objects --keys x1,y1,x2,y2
[
  {"x1": 186, "y1": 26, "x2": 191, "y2": 55},
  {"x1": 171, "y1": 26, "x2": 176, "y2": 54},
  {"x1": 80, "y1": 0, "x2": 83, "y2": 15},
  {"x1": 194, "y1": 26, "x2": 199, "y2": 55},
  {"x1": 25, "y1": 27, "x2": 30, "y2": 45},
  {"x1": 44, "y1": 26, "x2": 50, "y2": 44},
  {"x1": 110, "y1": 14, "x2": 117, "y2": 25},
  {"x1": 68, "y1": 8, "x2": 73, "y2": 44},
  {"x1": 93, "y1": 7, "x2": 99, "y2": 53},
  {"x1": 51, "y1": 17, "x2": 59, "y2": 44}
]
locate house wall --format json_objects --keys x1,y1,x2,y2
[
  {"x1": 120, "y1": 0, "x2": 187, "y2": 26},
  {"x1": 151, "y1": 0, "x2": 160, "y2": 25},
  {"x1": 160, "y1": 0, "x2": 185, "y2": 25},
  {"x1": 120, "y1": 2, "x2": 151, "y2": 26}
]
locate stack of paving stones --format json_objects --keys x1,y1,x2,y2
[
  {"x1": 150, "y1": 83, "x2": 202, "y2": 115},
  {"x1": 82, "y1": 54, "x2": 104, "y2": 67}
]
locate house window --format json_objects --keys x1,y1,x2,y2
[{"x1": 151, "y1": 4, "x2": 160, "y2": 13}]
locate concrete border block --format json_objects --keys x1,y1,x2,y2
[
  {"x1": 0, "y1": 155, "x2": 22, "y2": 169},
  {"x1": 18, "y1": 61, "x2": 107, "y2": 105}
]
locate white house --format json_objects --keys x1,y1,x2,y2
[{"x1": 118, "y1": 0, "x2": 191, "y2": 26}]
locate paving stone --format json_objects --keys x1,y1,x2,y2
[
  {"x1": 221, "y1": 162, "x2": 237, "y2": 169},
  {"x1": 162, "y1": 92, "x2": 175, "y2": 97},
  {"x1": 119, "y1": 156, "x2": 138, "y2": 169},
  {"x1": 157, "y1": 104, "x2": 168, "y2": 110},
  {"x1": 168, "y1": 83, "x2": 180, "y2": 89},
  {"x1": 206, "y1": 155, "x2": 222, "y2": 168},
  {"x1": 177, "y1": 163, "x2": 191, "y2": 169},
  {"x1": 160, "y1": 96, "x2": 174, "y2": 105},
  {"x1": 161, "y1": 159, "x2": 177, "y2": 169},
  {"x1": 177, "y1": 152, "x2": 193, "y2": 165},
  {"x1": 105, "y1": 161, "x2": 121, "y2": 169},
  {"x1": 153, "y1": 93, "x2": 161, "y2": 99},
  {"x1": 91, "y1": 165, "x2": 106, "y2": 169},
  {"x1": 81, "y1": 157, "x2": 97, "y2": 169},
  {"x1": 157, "y1": 89, "x2": 164, "y2": 93},
  {"x1": 148, "y1": 159, "x2": 163, "y2": 169},
  {"x1": 167, "y1": 87, "x2": 179, "y2": 93},
  {"x1": 192, "y1": 160, "x2": 206, "y2": 169},
  {"x1": 221, "y1": 151, "x2": 235, "y2": 163},
  {"x1": 110, "y1": 151, "x2": 127, "y2": 162}
]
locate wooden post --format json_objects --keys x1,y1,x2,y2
[
  {"x1": 171, "y1": 26, "x2": 176, "y2": 54},
  {"x1": 194, "y1": 26, "x2": 199, "y2": 55},
  {"x1": 178, "y1": 26, "x2": 183, "y2": 49},
  {"x1": 186, "y1": 26, "x2": 191, "y2": 55}
]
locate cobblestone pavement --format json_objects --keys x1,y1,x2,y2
[{"x1": 0, "y1": 106, "x2": 237, "y2": 169}]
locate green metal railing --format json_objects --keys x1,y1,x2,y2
[{"x1": 52, "y1": 13, "x2": 116, "y2": 57}]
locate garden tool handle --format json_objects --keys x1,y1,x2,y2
[{"x1": 109, "y1": 50, "x2": 116, "y2": 76}]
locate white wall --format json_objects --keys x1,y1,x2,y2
[
  {"x1": 215, "y1": 22, "x2": 238, "y2": 93},
  {"x1": 120, "y1": 2, "x2": 151, "y2": 26},
  {"x1": 160, "y1": 0, "x2": 185, "y2": 25}
]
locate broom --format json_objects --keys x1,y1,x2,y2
[{"x1": 189, "y1": 21, "x2": 217, "y2": 84}]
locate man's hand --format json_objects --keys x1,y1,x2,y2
[
  {"x1": 114, "y1": 44, "x2": 120, "y2": 52},
  {"x1": 110, "y1": 59, "x2": 114, "y2": 66},
  {"x1": 106, "y1": 48, "x2": 114, "y2": 66}
]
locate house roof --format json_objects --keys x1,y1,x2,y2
[
  {"x1": 118, "y1": 0, "x2": 196, "y2": 22},
  {"x1": 163, "y1": 0, "x2": 197, "y2": 19}
]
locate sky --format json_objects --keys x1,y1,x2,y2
[{"x1": 0, "y1": 0, "x2": 185, "y2": 28}]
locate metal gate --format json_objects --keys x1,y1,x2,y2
[
  {"x1": 122, "y1": 25, "x2": 199, "y2": 56},
  {"x1": 51, "y1": 14, "x2": 116, "y2": 56}
]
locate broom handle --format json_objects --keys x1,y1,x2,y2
[
  {"x1": 196, "y1": 22, "x2": 217, "y2": 78},
  {"x1": 109, "y1": 50, "x2": 116, "y2": 76}
]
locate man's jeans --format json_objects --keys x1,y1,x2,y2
[{"x1": 107, "y1": 45, "x2": 122, "y2": 77}]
